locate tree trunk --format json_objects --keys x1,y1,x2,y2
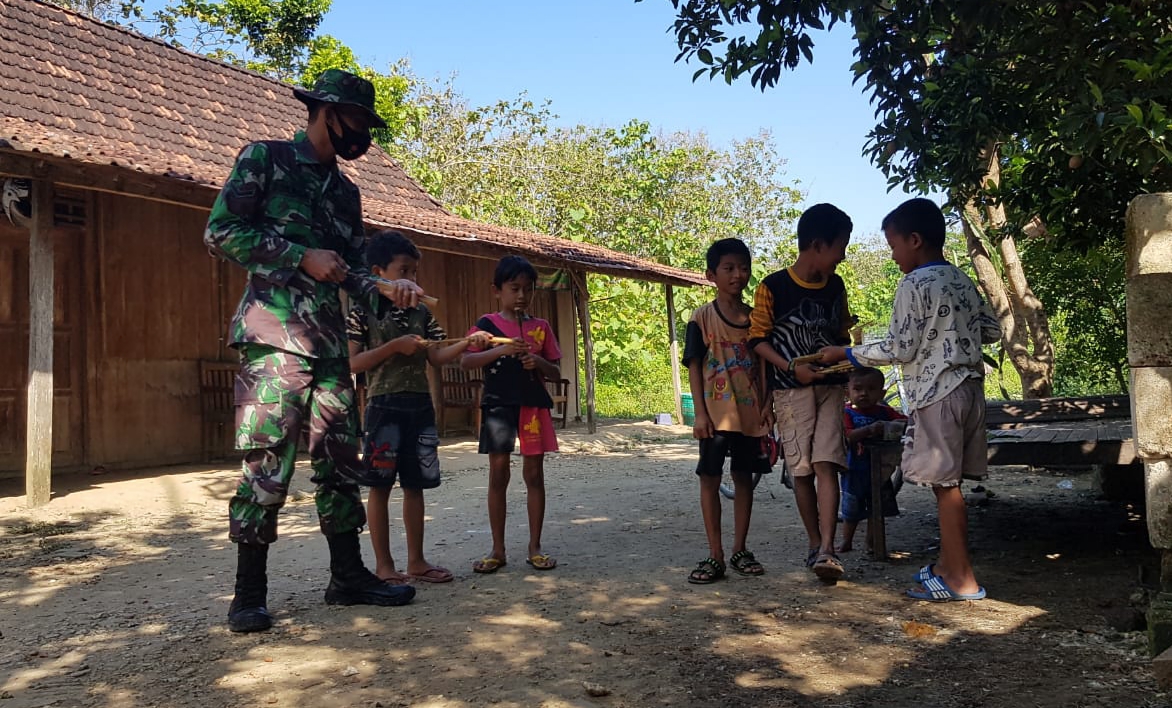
[{"x1": 958, "y1": 142, "x2": 1055, "y2": 398}]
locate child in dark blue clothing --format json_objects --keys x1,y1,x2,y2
[{"x1": 838, "y1": 367, "x2": 906, "y2": 553}]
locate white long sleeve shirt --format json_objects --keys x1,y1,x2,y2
[{"x1": 847, "y1": 262, "x2": 1001, "y2": 411}]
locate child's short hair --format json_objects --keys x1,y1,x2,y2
[
  {"x1": 849, "y1": 366, "x2": 886, "y2": 387},
  {"x1": 705, "y1": 238, "x2": 751, "y2": 272},
  {"x1": 366, "y1": 230, "x2": 421, "y2": 268},
  {"x1": 797, "y1": 203, "x2": 853, "y2": 250},
  {"x1": 881, "y1": 198, "x2": 946, "y2": 249},
  {"x1": 493, "y1": 255, "x2": 539, "y2": 288}
]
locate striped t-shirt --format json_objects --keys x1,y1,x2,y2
[{"x1": 748, "y1": 267, "x2": 853, "y2": 391}]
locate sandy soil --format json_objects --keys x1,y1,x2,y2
[{"x1": 0, "y1": 421, "x2": 1163, "y2": 708}]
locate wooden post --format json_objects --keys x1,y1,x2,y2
[
  {"x1": 869, "y1": 441, "x2": 889, "y2": 561},
  {"x1": 571, "y1": 270, "x2": 597, "y2": 434},
  {"x1": 26, "y1": 180, "x2": 54, "y2": 507},
  {"x1": 666, "y1": 284, "x2": 684, "y2": 424}
]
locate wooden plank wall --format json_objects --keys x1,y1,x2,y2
[
  {"x1": 0, "y1": 216, "x2": 88, "y2": 476},
  {"x1": 87, "y1": 193, "x2": 231, "y2": 468},
  {"x1": 413, "y1": 245, "x2": 582, "y2": 427},
  {"x1": 0, "y1": 202, "x2": 589, "y2": 477}
]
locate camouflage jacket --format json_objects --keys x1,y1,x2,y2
[{"x1": 204, "y1": 131, "x2": 377, "y2": 359}]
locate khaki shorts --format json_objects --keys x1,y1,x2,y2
[
  {"x1": 901, "y1": 379, "x2": 987, "y2": 488},
  {"x1": 772, "y1": 385, "x2": 847, "y2": 477}
]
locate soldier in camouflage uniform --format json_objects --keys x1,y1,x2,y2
[{"x1": 205, "y1": 69, "x2": 420, "y2": 633}]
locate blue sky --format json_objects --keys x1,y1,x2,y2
[{"x1": 317, "y1": 1, "x2": 922, "y2": 239}]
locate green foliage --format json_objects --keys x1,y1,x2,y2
[
  {"x1": 592, "y1": 355, "x2": 679, "y2": 419},
  {"x1": 658, "y1": 0, "x2": 1154, "y2": 401},
  {"x1": 300, "y1": 44, "x2": 416, "y2": 144},
  {"x1": 381, "y1": 78, "x2": 804, "y2": 397},
  {"x1": 1019, "y1": 238, "x2": 1128, "y2": 395},
  {"x1": 46, "y1": 0, "x2": 124, "y2": 19},
  {"x1": 117, "y1": 0, "x2": 330, "y2": 78},
  {"x1": 658, "y1": 0, "x2": 1172, "y2": 251}
]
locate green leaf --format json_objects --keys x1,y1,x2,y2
[{"x1": 1086, "y1": 79, "x2": 1103, "y2": 104}]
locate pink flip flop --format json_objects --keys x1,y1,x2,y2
[{"x1": 408, "y1": 566, "x2": 454, "y2": 584}]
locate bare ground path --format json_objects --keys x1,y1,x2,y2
[{"x1": 0, "y1": 422, "x2": 1162, "y2": 707}]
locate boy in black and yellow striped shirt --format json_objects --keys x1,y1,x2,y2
[{"x1": 749, "y1": 203, "x2": 854, "y2": 582}]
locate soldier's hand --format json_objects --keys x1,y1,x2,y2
[
  {"x1": 301, "y1": 248, "x2": 349, "y2": 283},
  {"x1": 375, "y1": 278, "x2": 423, "y2": 308}
]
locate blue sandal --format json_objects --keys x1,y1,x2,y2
[
  {"x1": 907, "y1": 574, "x2": 986, "y2": 602},
  {"x1": 913, "y1": 564, "x2": 939, "y2": 584}
]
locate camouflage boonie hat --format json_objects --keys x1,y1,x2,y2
[{"x1": 293, "y1": 68, "x2": 387, "y2": 129}]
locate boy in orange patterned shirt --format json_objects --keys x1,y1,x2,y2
[{"x1": 683, "y1": 238, "x2": 771, "y2": 584}]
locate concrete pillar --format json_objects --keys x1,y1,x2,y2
[{"x1": 1126, "y1": 194, "x2": 1172, "y2": 656}]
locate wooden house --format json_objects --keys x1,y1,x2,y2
[{"x1": 0, "y1": 0, "x2": 704, "y2": 503}]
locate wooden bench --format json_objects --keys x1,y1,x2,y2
[
  {"x1": 868, "y1": 394, "x2": 1137, "y2": 561},
  {"x1": 438, "y1": 363, "x2": 482, "y2": 436},
  {"x1": 199, "y1": 360, "x2": 237, "y2": 461},
  {"x1": 546, "y1": 378, "x2": 571, "y2": 429},
  {"x1": 985, "y1": 395, "x2": 1137, "y2": 467}
]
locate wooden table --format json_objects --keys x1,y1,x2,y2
[{"x1": 865, "y1": 438, "x2": 904, "y2": 561}]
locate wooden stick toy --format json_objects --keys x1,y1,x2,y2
[
  {"x1": 370, "y1": 277, "x2": 439, "y2": 306},
  {"x1": 426, "y1": 336, "x2": 518, "y2": 347},
  {"x1": 788, "y1": 353, "x2": 855, "y2": 374},
  {"x1": 790, "y1": 353, "x2": 827, "y2": 367}
]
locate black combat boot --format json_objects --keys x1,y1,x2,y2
[
  {"x1": 228, "y1": 543, "x2": 274, "y2": 633},
  {"x1": 324, "y1": 531, "x2": 416, "y2": 606}
]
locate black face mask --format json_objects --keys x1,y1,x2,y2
[{"x1": 327, "y1": 113, "x2": 372, "y2": 160}]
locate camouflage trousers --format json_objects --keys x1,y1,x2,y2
[{"x1": 228, "y1": 344, "x2": 369, "y2": 545}]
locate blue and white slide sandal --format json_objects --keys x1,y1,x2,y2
[
  {"x1": 913, "y1": 563, "x2": 938, "y2": 584},
  {"x1": 907, "y1": 573, "x2": 986, "y2": 602}
]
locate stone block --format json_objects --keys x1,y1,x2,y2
[
  {"x1": 1131, "y1": 369, "x2": 1172, "y2": 460},
  {"x1": 1128, "y1": 275, "x2": 1172, "y2": 367},
  {"x1": 1153, "y1": 593, "x2": 1172, "y2": 660},
  {"x1": 1146, "y1": 460, "x2": 1172, "y2": 548},
  {"x1": 1156, "y1": 645, "x2": 1172, "y2": 688},
  {"x1": 1127, "y1": 193, "x2": 1172, "y2": 277}
]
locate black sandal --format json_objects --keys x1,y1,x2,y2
[
  {"x1": 729, "y1": 549, "x2": 765, "y2": 576},
  {"x1": 687, "y1": 557, "x2": 726, "y2": 584}
]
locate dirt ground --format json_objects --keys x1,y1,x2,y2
[{"x1": 0, "y1": 421, "x2": 1164, "y2": 708}]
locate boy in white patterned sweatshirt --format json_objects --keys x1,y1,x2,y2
[{"x1": 820, "y1": 198, "x2": 1001, "y2": 601}]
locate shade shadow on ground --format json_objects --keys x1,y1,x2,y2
[{"x1": 0, "y1": 422, "x2": 1162, "y2": 707}]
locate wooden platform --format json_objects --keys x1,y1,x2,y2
[
  {"x1": 868, "y1": 394, "x2": 1138, "y2": 563},
  {"x1": 985, "y1": 394, "x2": 1137, "y2": 467}
]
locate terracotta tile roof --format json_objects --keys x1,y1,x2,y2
[
  {"x1": 0, "y1": 0, "x2": 705, "y2": 286},
  {"x1": 367, "y1": 206, "x2": 705, "y2": 284}
]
